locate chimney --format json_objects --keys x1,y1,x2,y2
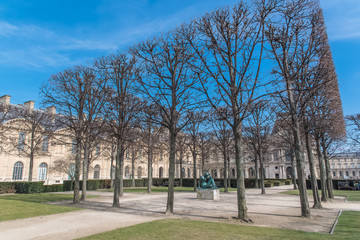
[
  {"x1": 24, "y1": 101, "x2": 35, "y2": 111},
  {"x1": 46, "y1": 106, "x2": 56, "y2": 115},
  {"x1": 0, "y1": 95, "x2": 11, "y2": 105}
]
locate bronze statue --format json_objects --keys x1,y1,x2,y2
[{"x1": 198, "y1": 172, "x2": 217, "y2": 189}]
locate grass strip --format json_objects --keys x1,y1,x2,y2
[{"x1": 79, "y1": 211, "x2": 360, "y2": 240}]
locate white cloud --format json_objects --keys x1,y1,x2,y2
[
  {"x1": 320, "y1": 0, "x2": 360, "y2": 41},
  {"x1": 0, "y1": 21, "x2": 18, "y2": 36}
]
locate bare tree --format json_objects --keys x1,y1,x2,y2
[
  {"x1": 96, "y1": 52, "x2": 142, "y2": 208},
  {"x1": 41, "y1": 65, "x2": 106, "y2": 203},
  {"x1": 347, "y1": 114, "x2": 360, "y2": 147},
  {"x1": 176, "y1": 133, "x2": 188, "y2": 187},
  {"x1": 140, "y1": 104, "x2": 163, "y2": 194},
  {"x1": 3, "y1": 104, "x2": 54, "y2": 181},
  {"x1": 185, "y1": 0, "x2": 276, "y2": 221},
  {"x1": 184, "y1": 111, "x2": 207, "y2": 192},
  {"x1": 210, "y1": 109, "x2": 234, "y2": 192},
  {"x1": 265, "y1": 0, "x2": 331, "y2": 217},
  {"x1": 133, "y1": 29, "x2": 200, "y2": 214},
  {"x1": 243, "y1": 101, "x2": 274, "y2": 194}
]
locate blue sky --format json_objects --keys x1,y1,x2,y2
[{"x1": 0, "y1": 0, "x2": 359, "y2": 116}]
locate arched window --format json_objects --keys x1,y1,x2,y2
[
  {"x1": 248, "y1": 167, "x2": 254, "y2": 177},
  {"x1": 232, "y1": 168, "x2": 236, "y2": 177},
  {"x1": 286, "y1": 167, "x2": 292, "y2": 179},
  {"x1": 137, "y1": 166, "x2": 142, "y2": 178},
  {"x1": 125, "y1": 166, "x2": 130, "y2": 178},
  {"x1": 13, "y1": 162, "x2": 23, "y2": 180},
  {"x1": 333, "y1": 171, "x2": 336, "y2": 177},
  {"x1": 38, "y1": 162, "x2": 47, "y2": 180},
  {"x1": 159, "y1": 167, "x2": 163, "y2": 178},
  {"x1": 352, "y1": 171, "x2": 356, "y2": 177},
  {"x1": 93, "y1": 165, "x2": 100, "y2": 179},
  {"x1": 181, "y1": 167, "x2": 185, "y2": 178}
]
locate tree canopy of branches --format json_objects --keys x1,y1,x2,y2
[
  {"x1": 132, "y1": 30, "x2": 200, "y2": 214},
  {"x1": 41, "y1": 65, "x2": 107, "y2": 203}
]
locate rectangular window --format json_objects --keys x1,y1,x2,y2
[
  {"x1": 71, "y1": 139, "x2": 77, "y2": 153},
  {"x1": 42, "y1": 136, "x2": 49, "y2": 152},
  {"x1": 18, "y1": 132, "x2": 25, "y2": 150}
]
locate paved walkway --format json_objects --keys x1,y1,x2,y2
[{"x1": 1, "y1": 185, "x2": 359, "y2": 240}]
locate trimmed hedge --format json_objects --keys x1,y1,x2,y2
[
  {"x1": 306, "y1": 179, "x2": 358, "y2": 190},
  {"x1": 14, "y1": 181, "x2": 44, "y2": 193},
  {"x1": 43, "y1": 184, "x2": 63, "y2": 192},
  {"x1": 0, "y1": 182, "x2": 16, "y2": 194}
]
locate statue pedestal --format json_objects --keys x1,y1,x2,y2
[{"x1": 196, "y1": 188, "x2": 220, "y2": 200}]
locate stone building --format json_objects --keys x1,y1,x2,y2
[
  {"x1": 329, "y1": 153, "x2": 360, "y2": 180},
  {"x1": 2, "y1": 95, "x2": 352, "y2": 185}
]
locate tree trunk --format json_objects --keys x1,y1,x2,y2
[
  {"x1": 113, "y1": 141, "x2": 123, "y2": 207},
  {"x1": 147, "y1": 124, "x2": 153, "y2": 194},
  {"x1": 193, "y1": 152, "x2": 197, "y2": 192},
  {"x1": 305, "y1": 131, "x2": 321, "y2": 209},
  {"x1": 292, "y1": 120, "x2": 310, "y2": 218},
  {"x1": 233, "y1": 122, "x2": 249, "y2": 221},
  {"x1": 259, "y1": 151, "x2": 266, "y2": 194},
  {"x1": 110, "y1": 147, "x2": 114, "y2": 188},
  {"x1": 316, "y1": 137, "x2": 327, "y2": 202},
  {"x1": 321, "y1": 139, "x2": 334, "y2": 199},
  {"x1": 179, "y1": 153, "x2": 183, "y2": 187},
  {"x1": 28, "y1": 130, "x2": 35, "y2": 182},
  {"x1": 131, "y1": 156, "x2": 135, "y2": 188},
  {"x1": 29, "y1": 152, "x2": 34, "y2": 182},
  {"x1": 290, "y1": 148, "x2": 298, "y2": 190},
  {"x1": 147, "y1": 148, "x2": 153, "y2": 194},
  {"x1": 254, "y1": 153, "x2": 259, "y2": 189},
  {"x1": 81, "y1": 140, "x2": 90, "y2": 201},
  {"x1": 73, "y1": 139, "x2": 81, "y2": 204},
  {"x1": 227, "y1": 157, "x2": 231, "y2": 188},
  {"x1": 223, "y1": 150, "x2": 228, "y2": 192},
  {"x1": 165, "y1": 129, "x2": 176, "y2": 215}
]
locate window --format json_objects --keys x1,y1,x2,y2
[
  {"x1": 71, "y1": 139, "x2": 77, "y2": 154},
  {"x1": 188, "y1": 168, "x2": 191, "y2": 178},
  {"x1": 137, "y1": 166, "x2": 142, "y2": 178},
  {"x1": 346, "y1": 171, "x2": 349, "y2": 177},
  {"x1": 285, "y1": 150, "x2": 291, "y2": 162},
  {"x1": 38, "y1": 163, "x2": 47, "y2": 180},
  {"x1": 18, "y1": 132, "x2": 25, "y2": 150},
  {"x1": 333, "y1": 171, "x2": 336, "y2": 177},
  {"x1": 273, "y1": 152, "x2": 278, "y2": 162},
  {"x1": 42, "y1": 136, "x2": 49, "y2": 152},
  {"x1": 95, "y1": 144, "x2": 100, "y2": 157},
  {"x1": 159, "y1": 167, "x2": 163, "y2": 178},
  {"x1": 352, "y1": 171, "x2": 356, "y2": 177},
  {"x1": 232, "y1": 168, "x2": 236, "y2": 177},
  {"x1": 181, "y1": 168, "x2": 185, "y2": 178},
  {"x1": 125, "y1": 166, "x2": 130, "y2": 178},
  {"x1": 93, "y1": 165, "x2": 100, "y2": 179},
  {"x1": 339, "y1": 171, "x2": 343, "y2": 177},
  {"x1": 12, "y1": 162, "x2": 23, "y2": 180}
]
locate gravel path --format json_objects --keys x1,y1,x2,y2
[{"x1": 1, "y1": 185, "x2": 359, "y2": 240}]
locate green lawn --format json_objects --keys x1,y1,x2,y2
[
  {"x1": 0, "y1": 193, "x2": 83, "y2": 221},
  {"x1": 98, "y1": 187, "x2": 237, "y2": 193},
  {"x1": 281, "y1": 190, "x2": 360, "y2": 201},
  {"x1": 79, "y1": 211, "x2": 360, "y2": 240}
]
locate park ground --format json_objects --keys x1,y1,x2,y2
[{"x1": 0, "y1": 185, "x2": 359, "y2": 239}]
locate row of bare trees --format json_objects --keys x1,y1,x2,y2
[{"x1": 34, "y1": 0, "x2": 344, "y2": 221}]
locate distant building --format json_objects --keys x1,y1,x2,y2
[{"x1": 329, "y1": 153, "x2": 360, "y2": 179}]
